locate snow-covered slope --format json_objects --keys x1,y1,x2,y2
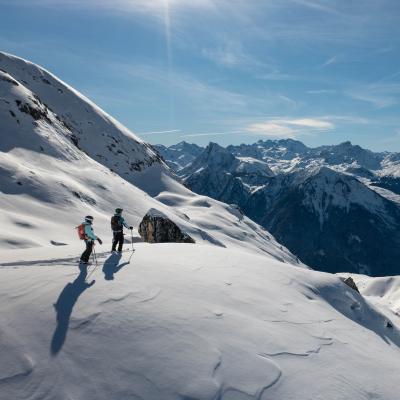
[
  {"x1": 0, "y1": 52, "x2": 162, "y2": 177},
  {"x1": 0, "y1": 51, "x2": 298, "y2": 264},
  {"x1": 339, "y1": 273, "x2": 400, "y2": 327},
  {"x1": 1, "y1": 244, "x2": 400, "y2": 400}
]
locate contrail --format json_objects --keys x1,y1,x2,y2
[
  {"x1": 139, "y1": 129, "x2": 181, "y2": 135},
  {"x1": 184, "y1": 131, "x2": 243, "y2": 137}
]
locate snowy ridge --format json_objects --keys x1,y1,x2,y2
[{"x1": 0, "y1": 51, "x2": 164, "y2": 178}]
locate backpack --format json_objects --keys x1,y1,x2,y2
[
  {"x1": 77, "y1": 223, "x2": 87, "y2": 240},
  {"x1": 111, "y1": 215, "x2": 122, "y2": 231}
]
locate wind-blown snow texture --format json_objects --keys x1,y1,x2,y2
[
  {"x1": 1, "y1": 52, "x2": 400, "y2": 400},
  {"x1": 1, "y1": 245, "x2": 400, "y2": 400},
  {"x1": 158, "y1": 140, "x2": 400, "y2": 276}
]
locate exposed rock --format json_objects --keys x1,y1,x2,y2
[
  {"x1": 341, "y1": 276, "x2": 360, "y2": 293},
  {"x1": 15, "y1": 98, "x2": 51, "y2": 124},
  {"x1": 139, "y1": 209, "x2": 195, "y2": 244}
]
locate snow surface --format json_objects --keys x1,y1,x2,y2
[
  {"x1": 340, "y1": 273, "x2": 400, "y2": 322},
  {"x1": 1, "y1": 244, "x2": 400, "y2": 400}
]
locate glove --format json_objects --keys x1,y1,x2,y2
[
  {"x1": 97, "y1": 238, "x2": 103, "y2": 245},
  {"x1": 129, "y1": 226, "x2": 133, "y2": 230}
]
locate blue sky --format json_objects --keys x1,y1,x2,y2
[{"x1": 1, "y1": 0, "x2": 399, "y2": 150}]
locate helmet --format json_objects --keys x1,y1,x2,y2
[
  {"x1": 85, "y1": 215, "x2": 94, "y2": 223},
  {"x1": 115, "y1": 208, "x2": 123, "y2": 214}
]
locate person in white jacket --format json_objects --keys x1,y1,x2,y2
[{"x1": 80, "y1": 215, "x2": 102, "y2": 264}]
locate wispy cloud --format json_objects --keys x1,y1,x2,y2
[
  {"x1": 284, "y1": 118, "x2": 334, "y2": 129},
  {"x1": 277, "y1": 95, "x2": 299, "y2": 109},
  {"x1": 110, "y1": 61, "x2": 300, "y2": 118},
  {"x1": 201, "y1": 39, "x2": 266, "y2": 71},
  {"x1": 375, "y1": 70, "x2": 400, "y2": 84},
  {"x1": 321, "y1": 56, "x2": 338, "y2": 68},
  {"x1": 290, "y1": 0, "x2": 339, "y2": 14},
  {"x1": 307, "y1": 89, "x2": 337, "y2": 94},
  {"x1": 372, "y1": 46, "x2": 395, "y2": 55},
  {"x1": 347, "y1": 83, "x2": 400, "y2": 109},
  {"x1": 322, "y1": 115, "x2": 370, "y2": 124},
  {"x1": 246, "y1": 122, "x2": 296, "y2": 138},
  {"x1": 245, "y1": 117, "x2": 334, "y2": 138},
  {"x1": 258, "y1": 71, "x2": 294, "y2": 81}
]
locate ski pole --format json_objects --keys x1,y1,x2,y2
[
  {"x1": 87, "y1": 244, "x2": 98, "y2": 280},
  {"x1": 94, "y1": 246, "x2": 99, "y2": 267},
  {"x1": 129, "y1": 228, "x2": 135, "y2": 263},
  {"x1": 130, "y1": 228, "x2": 134, "y2": 252}
]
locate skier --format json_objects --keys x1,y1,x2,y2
[
  {"x1": 79, "y1": 215, "x2": 102, "y2": 264},
  {"x1": 111, "y1": 208, "x2": 133, "y2": 253}
]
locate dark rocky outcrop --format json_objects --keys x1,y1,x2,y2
[
  {"x1": 341, "y1": 277, "x2": 360, "y2": 293},
  {"x1": 139, "y1": 209, "x2": 195, "y2": 244}
]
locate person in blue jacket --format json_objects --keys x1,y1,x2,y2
[
  {"x1": 80, "y1": 215, "x2": 102, "y2": 264},
  {"x1": 111, "y1": 208, "x2": 133, "y2": 253}
]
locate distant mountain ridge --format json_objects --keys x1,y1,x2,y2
[
  {"x1": 156, "y1": 140, "x2": 400, "y2": 276},
  {"x1": 156, "y1": 141, "x2": 203, "y2": 171}
]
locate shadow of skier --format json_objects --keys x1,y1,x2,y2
[
  {"x1": 102, "y1": 252, "x2": 130, "y2": 281},
  {"x1": 50, "y1": 263, "x2": 95, "y2": 355}
]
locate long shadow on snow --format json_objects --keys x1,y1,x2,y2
[
  {"x1": 313, "y1": 279, "x2": 400, "y2": 347},
  {"x1": 50, "y1": 264, "x2": 95, "y2": 355},
  {"x1": 102, "y1": 253, "x2": 130, "y2": 281}
]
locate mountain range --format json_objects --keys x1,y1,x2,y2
[{"x1": 156, "y1": 140, "x2": 400, "y2": 276}]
